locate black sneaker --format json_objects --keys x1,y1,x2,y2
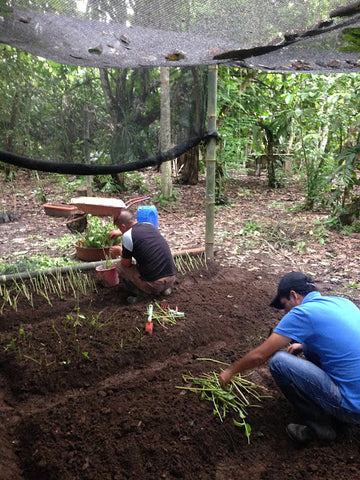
[
  {"x1": 306, "y1": 420, "x2": 337, "y2": 441},
  {"x1": 286, "y1": 424, "x2": 313, "y2": 444},
  {"x1": 127, "y1": 295, "x2": 142, "y2": 304},
  {"x1": 126, "y1": 292, "x2": 149, "y2": 304},
  {"x1": 286, "y1": 422, "x2": 337, "y2": 444}
]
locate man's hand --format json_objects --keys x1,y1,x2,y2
[
  {"x1": 219, "y1": 368, "x2": 233, "y2": 390},
  {"x1": 109, "y1": 228, "x2": 122, "y2": 239},
  {"x1": 287, "y1": 342, "x2": 303, "y2": 355},
  {"x1": 109, "y1": 245, "x2": 122, "y2": 257}
]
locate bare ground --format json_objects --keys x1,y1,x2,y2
[{"x1": 0, "y1": 169, "x2": 360, "y2": 480}]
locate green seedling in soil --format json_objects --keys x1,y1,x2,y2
[
  {"x1": 239, "y1": 219, "x2": 261, "y2": 236},
  {"x1": 177, "y1": 358, "x2": 268, "y2": 443},
  {"x1": 116, "y1": 338, "x2": 125, "y2": 352},
  {"x1": 135, "y1": 326, "x2": 145, "y2": 344},
  {"x1": 60, "y1": 359, "x2": 71, "y2": 366},
  {"x1": 309, "y1": 221, "x2": 329, "y2": 245},
  {"x1": 23, "y1": 355, "x2": 42, "y2": 365},
  {"x1": 0, "y1": 283, "x2": 20, "y2": 313},
  {"x1": 52, "y1": 319, "x2": 63, "y2": 349},
  {"x1": 89, "y1": 311, "x2": 103, "y2": 329},
  {"x1": 18, "y1": 325, "x2": 25, "y2": 339},
  {"x1": 67, "y1": 310, "x2": 86, "y2": 330},
  {"x1": 295, "y1": 241, "x2": 307, "y2": 252},
  {"x1": 174, "y1": 252, "x2": 206, "y2": 275},
  {"x1": 85, "y1": 302, "x2": 106, "y2": 330},
  {"x1": 0, "y1": 270, "x2": 95, "y2": 314},
  {"x1": 4, "y1": 337, "x2": 18, "y2": 355},
  {"x1": 150, "y1": 302, "x2": 185, "y2": 329}
]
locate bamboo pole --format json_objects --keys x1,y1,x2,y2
[
  {"x1": 0, "y1": 248, "x2": 205, "y2": 284},
  {"x1": 0, "y1": 261, "x2": 105, "y2": 284},
  {"x1": 205, "y1": 65, "x2": 218, "y2": 260},
  {"x1": 160, "y1": 66, "x2": 173, "y2": 199}
]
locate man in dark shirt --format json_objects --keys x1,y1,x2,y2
[{"x1": 109, "y1": 209, "x2": 176, "y2": 303}]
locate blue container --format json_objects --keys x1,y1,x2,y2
[{"x1": 136, "y1": 205, "x2": 159, "y2": 228}]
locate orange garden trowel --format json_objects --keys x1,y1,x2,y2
[{"x1": 145, "y1": 304, "x2": 154, "y2": 335}]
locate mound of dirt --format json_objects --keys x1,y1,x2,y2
[
  {"x1": 1, "y1": 170, "x2": 360, "y2": 479},
  {"x1": 0, "y1": 263, "x2": 359, "y2": 480}
]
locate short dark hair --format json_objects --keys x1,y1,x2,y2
[
  {"x1": 114, "y1": 209, "x2": 134, "y2": 227},
  {"x1": 270, "y1": 272, "x2": 318, "y2": 309}
]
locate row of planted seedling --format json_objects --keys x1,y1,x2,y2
[
  {"x1": 2, "y1": 300, "x2": 126, "y2": 367},
  {"x1": 174, "y1": 252, "x2": 207, "y2": 275},
  {"x1": 0, "y1": 269, "x2": 97, "y2": 313},
  {"x1": 1, "y1": 280, "x2": 186, "y2": 367},
  {"x1": 0, "y1": 251, "x2": 206, "y2": 313}
]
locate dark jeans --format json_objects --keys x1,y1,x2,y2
[{"x1": 269, "y1": 350, "x2": 360, "y2": 424}]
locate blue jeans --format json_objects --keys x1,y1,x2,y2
[{"x1": 269, "y1": 350, "x2": 360, "y2": 424}]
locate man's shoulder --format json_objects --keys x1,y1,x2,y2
[{"x1": 133, "y1": 222, "x2": 159, "y2": 236}]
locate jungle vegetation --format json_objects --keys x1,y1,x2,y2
[{"x1": 1, "y1": 46, "x2": 360, "y2": 228}]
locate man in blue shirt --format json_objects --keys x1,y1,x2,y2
[{"x1": 219, "y1": 272, "x2": 360, "y2": 444}]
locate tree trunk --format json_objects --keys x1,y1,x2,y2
[
  {"x1": 3, "y1": 92, "x2": 19, "y2": 178},
  {"x1": 265, "y1": 129, "x2": 276, "y2": 188},
  {"x1": 179, "y1": 147, "x2": 199, "y2": 185}
]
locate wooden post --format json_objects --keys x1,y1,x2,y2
[
  {"x1": 205, "y1": 65, "x2": 217, "y2": 260},
  {"x1": 160, "y1": 67, "x2": 172, "y2": 198},
  {"x1": 84, "y1": 105, "x2": 92, "y2": 196}
]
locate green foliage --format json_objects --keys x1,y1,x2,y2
[
  {"x1": 77, "y1": 215, "x2": 121, "y2": 248},
  {"x1": 217, "y1": 68, "x2": 360, "y2": 206},
  {"x1": 325, "y1": 145, "x2": 360, "y2": 207},
  {"x1": 177, "y1": 358, "x2": 268, "y2": 444},
  {"x1": 55, "y1": 175, "x2": 86, "y2": 200},
  {"x1": 92, "y1": 172, "x2": 149, "y2": 194},
  {"x1": 44, "y1": 234, "x2": 76, "y2": 253},
  {"x1": 309, "y1": 221, "x2": 329, "y2": 245},
  {"x1": 2, "y1": 46, "x2": 360, "y2": 210},
  {"x1": 239, "y1": 219, "x2": 261, "y2": 236},
  {"x1": 152, "y1": 189, "x2": 179, "y2": 206},
  {"x1": 339, "y1": 28, "x2": 360, "y2": 53},
  {"x1": 92, "y1": 175, "x2": 124, "y2": 193},
  {"x1": 0, "y1": 256, "x2": 76, "y2": 275}
]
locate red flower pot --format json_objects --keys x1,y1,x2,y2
[{"x1": 95, "y1": 265, "x2": 119, "y2": 287}]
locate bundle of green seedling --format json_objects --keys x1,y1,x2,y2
[
  {"x1": 0, "y1": 270, "x2": 97, "y2": 313},
  {"x1": 151, "y1": 301, "x2": 185, "y2": 329},
  {"x1": 178, "y1": 359, "x2": 268, "y2": 443},
  {"x1": 174, "y1": 252, "x2": 206, "y2": 275}
]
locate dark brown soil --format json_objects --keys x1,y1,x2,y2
[{"x1": 1, "y1": 170, "x2": 360, "y2": 480}]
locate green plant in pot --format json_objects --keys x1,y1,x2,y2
[
  {"x1": 75, "y1": 215, "x2": 122, "y2": 262},
  {"x1": 104, "y1": 254, "x2": 116, "y2": 269},
  {"x1": 95, "y1": 253, "x2": 119, "y2": 287}
]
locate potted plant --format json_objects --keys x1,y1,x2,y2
[
  {"x1": 95, "y1": 255, "x2": 119, "y2": 287},
  {"x1": 74, "y1": 215, "x2": 121, "y2": 262}
]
